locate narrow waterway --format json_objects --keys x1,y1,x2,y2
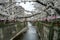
[{"x1": 22, "y1": 22, "x2": 40, "y2": 40}]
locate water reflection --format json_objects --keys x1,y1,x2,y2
[
  {"x1": 22, "y1": 22, "x2": 39, "y2": 40},
  {"x1": 27, "y1": 22, "x2": 36, "y2": 33}
]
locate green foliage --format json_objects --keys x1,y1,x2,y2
[
  {"x1": 0, "y1": 22, "x2": 13, "y2": 28},
  {"x1": 15, "y1": 21, "x2": 26, "y2": 32}
]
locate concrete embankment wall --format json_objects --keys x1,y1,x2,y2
[{"x1": 10, "y1": 27, "x2": 28, "y2": 40}]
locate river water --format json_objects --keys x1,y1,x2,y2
[{"x1": 22, "y1": 22, "x2": 40, "y2": 40}]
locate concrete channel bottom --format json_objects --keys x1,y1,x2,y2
[{"x1": 19, "y1": 26, "x2": 40, "y2": 40}]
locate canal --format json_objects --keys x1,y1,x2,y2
[{"x1": 21, "y1": 22, "x2": 40, "y2": 40}]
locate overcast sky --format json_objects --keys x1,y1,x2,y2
[{"x1": 15, "y1": 0, "x2": 35, "y2": 11}]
